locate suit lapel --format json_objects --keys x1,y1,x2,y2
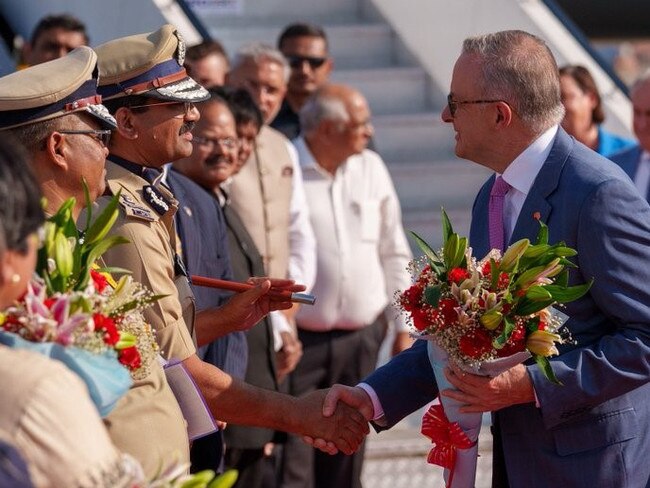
[{"x1": 510, "y1": 129, "x2": 571, "y2": 244}]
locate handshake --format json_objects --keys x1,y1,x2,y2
[{"x1": 296, "y1": 385, "x2": 375, "y2": 455}]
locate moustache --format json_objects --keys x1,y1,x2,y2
[
  {"x1": 204, "y1": 154, "x2": 232, "y2": 168},
  {"x1": 179, "y1": 122, "x2": 195, "y2": 135}
]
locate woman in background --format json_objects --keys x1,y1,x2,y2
[{"x1": 559, "y1": 64, "x2": 635, "y2": 157}]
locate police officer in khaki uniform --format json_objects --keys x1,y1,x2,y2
[
  {"x1": 0, "y1": 46, "x2": 192, "y2": 477},
  {"x1": 0, "y1": 47, "x2": 156, "y2": 484},
  {"x1": 93, "y1": 24, "x2": 369, "y2": 468}
]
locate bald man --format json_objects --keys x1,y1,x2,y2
[{"x1": 280, "y1": 84, "x2": 412, "y2": 488}]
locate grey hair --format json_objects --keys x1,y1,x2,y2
[
  {"x1": 462, "y1": 30, "x2": 565, "y2": 134},
  {"x1": 231, "y1": 42, "x2": 290, "y2": 83},
  {"x1": 299, "y1": 92, "x2": 349, "y2": 135}
]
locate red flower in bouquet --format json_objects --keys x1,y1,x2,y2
[
  {"x1": 93, "y1": 313, "x2": 120, "y2": 346},
  {"x1": 90, "y1": 270, "x2": 109, "y2": 293},
  {"x1": 399, "y1": 210, "x2": 592, "y2": 383},
  {"x1": 118, "y1": 346, "x2": 142, "y2": 370}
]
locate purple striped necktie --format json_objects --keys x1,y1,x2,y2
[{"x1": 488, "y1": 176, "x2": 511, "y2": 252}]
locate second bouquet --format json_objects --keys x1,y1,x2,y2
[{"x1": 398, "y1": 210, "x2": 591, "y2": 488}]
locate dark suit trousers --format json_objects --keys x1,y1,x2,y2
[{"x1": 280, "y1": 315, "x2": 388, "y2": 488}]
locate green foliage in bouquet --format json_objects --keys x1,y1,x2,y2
[
  {"x1": 37, "y1": 186, "x2": 129, "y2": 293},
  {"x1": 408, "y1": 209, "x2": 592, "y2": 383}
]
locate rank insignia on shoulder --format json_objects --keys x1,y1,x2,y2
[
  {"x1": 143, "y1": 185, "x2": 172, "y2": 215},
  {"x1": 119, "y1": 193, "x2": 156, "y2": 221}
]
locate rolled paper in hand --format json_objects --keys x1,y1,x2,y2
[{"x1": 190, "y1": 275, "x2": 316, "y2": 305}]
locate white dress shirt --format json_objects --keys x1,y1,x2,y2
[
  {"x1": 293, "y1": 137, "x2": 412, "y2": 333},
  {"x1": 360, "y1": 125, "x2": 560, "y2": 418}
]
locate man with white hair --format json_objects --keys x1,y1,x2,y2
[
  {"x1": 281, "y1": 83, "x2": 412, "y2": 488},
  {"x1": 611, "y1": 71, "x2": 650, "y2": 200},
  {"x1": 227, "y1": 43, "x2": 316, "y2": 387}
]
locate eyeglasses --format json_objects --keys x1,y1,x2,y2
[
  {"x1": 128, "y1": 101, "x2": 197, "y2": 118},
  {"x1": 286, "y1": 55, "x2": 328, "y2": 70},
  {"x1": 59, "y1": 129, "x2": 112, "y2": 147},
  {"x1": 192, "y1": 135, "x2": 240, "y2": 151},
  {"x1": 446, "y1": 94, "x2": 507, "y2": 117}
]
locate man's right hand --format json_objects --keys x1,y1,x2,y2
[
  {"x1": 302, "y1": 385, "x2": 375, "y2": 454},
  {"x1": 295, "y1": 389, "x2": 369, "y2": 455}
]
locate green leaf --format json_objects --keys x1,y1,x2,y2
[
  {"x1": 493, "y1": 316, "x2": 515, "y2": 349},
  {"x1": 424, "y1": 285, "x2": 441, "y2": 308},
  {"x1": 409, "y1": 231, "x2": 442, "y2": 268},
  {"x1": 441, "y1": 208, "x2": 454, "y2": 245},
  {"x1": 533, "y1": 354, "x2": 562, "y2": 385},
  {"x1": 82, "y1": 178, "x2": 92, "y2": 230},
  {"x1": 525, "y1": 286, "x2": 553, "y2": 302},
  {"x1": 208, "y1": 469, "x2": 239, "y2": 488},
  {"x1": 84, "y1": 191, "x2": 121, "y2": 246},
  {"x1": 542, "y1": 280, "x2": 593, "y2": 303},
  {"x1": 97, "y1": 266, "x2": 132, "y2": 276},
  {"x1": 115, "y1": 332, "x2": 137, "y2": 349},
  {"x1": 443, "y1": 233, "x2": 459, "y2": 270},
  {"x1": 554, "y1": 270, "x2": 569, "y2": 288},
  {"x1": 513, "y1": 297, "x2": 554, "y2": 316},
  {"x1": 453, "y1": 236, "x2": 468, "y2": 269},
  {"x1": 551, "y1": 246, "x2": 577, "y2": 257},
  {"x1": 513, "y1": 264, "x2": 551, "y2": 288},
  {"x1": 535, "y1": 220, "x2": 549, "y2": 245}
]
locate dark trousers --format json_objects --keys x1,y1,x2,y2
[
  {"x1": 280, "y1": 315, "x2": 387, "y2": 488},
  {"x1": 225, "y1": 447, "x2": 266, "y2": 488}
]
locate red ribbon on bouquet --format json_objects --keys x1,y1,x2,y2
[{"x1": 421, "y1": 402, "x2": 476, "y2": 487}]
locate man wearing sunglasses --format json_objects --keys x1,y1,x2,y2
[
  {"x1": 92, "y1": 25, "x2": 367, "y2": 476},
  {"x1": 272, "y1": 23, "x2": 333, "y2": 141}
]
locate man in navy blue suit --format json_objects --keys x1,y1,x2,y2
[
  {"x1": 610, "y1": 73, "x2": 650, "y2": 201},
  {"x1": 318, "y1": 30, "x2": 650, "y2": 487}
]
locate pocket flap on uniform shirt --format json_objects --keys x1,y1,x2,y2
[{"x1": 553, "y1": 407, "x2": 638, "y2": 456}]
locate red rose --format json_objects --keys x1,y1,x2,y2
[
  {"x1": 411, "y1": 308, "x2": 429, "y2": 331},
  {"x1": 459, "y1": 327, "x2": 493, "y2": 359},
  {"x1": 90, "y1": 270, "x2": 109, "y2": 293},
  {"x1": 118, "y1": 346, "x2": 141, "y2": 370},
  {"x1": 401, "y1": 283, "x2": 423, "y2": 312},
  {"x1": 43, "y1": 298, "x2": 57, "y2": 309},
  {"x1": 448, "y1": 267, "x2": 470, "y2": 284},
  {"x1": 496, "y1": 324, "x2": 526, "y2": 357},
  {"x1": 438, "y1": 298, "x2": 459, "y2": 326},
  {"x1": 93, "y1": 313, "x2": 120, "y2": 346}
]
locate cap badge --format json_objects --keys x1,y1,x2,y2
[{"x1": 175, "y1": 30, "x2": 186, "y2": 66}]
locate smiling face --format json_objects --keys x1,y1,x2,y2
[
  {"x1": 441, "y1": 53, "x2": 494, "y2": 164},
  {"x1": 174, "y1": 101, "x2": 239, "y2": 189},
  {"x1": 129, "y1": 100, "x2": 200, "y2": 166}
]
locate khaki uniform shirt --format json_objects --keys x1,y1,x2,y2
[{"x1": 83, "y1": 159, "x2": 198, "y2": 476}]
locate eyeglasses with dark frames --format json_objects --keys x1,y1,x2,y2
[
  {"x1": 446, "y1": 94, "x2": 508, "y2": 117},
  {"x1": 285, "y1": 55, "x2": 328, "y2": 70},
  {"x1": 128, "y1": 101, "x2": 197, "y2": 118},
  {"x1": 192, "y1": 135, "x2": 240, "y2": 151},
  {"x1": 59, "y1": 129, "x2": 112, "y2": 147}
]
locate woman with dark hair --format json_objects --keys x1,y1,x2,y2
[
  {"x1": 0, "y1": 134, "x2": 139, "y2": 488},
  {"x1": 0, "y1": 135, "x2": 44, "y2": 308},
  {"x1": 559, "y1": 64, "x2": 635, "y2": 157}
]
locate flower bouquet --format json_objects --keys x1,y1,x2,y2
[
  {"x1": 0, "y1": 193, "x2": 160, "y2": 417},
  {"x1": 398, "y1": 210, "x2": 591, "y2": 488}
]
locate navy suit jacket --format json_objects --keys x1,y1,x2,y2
[{"x1": 365, "y1": 129, "x2": 650, "y2": 487}]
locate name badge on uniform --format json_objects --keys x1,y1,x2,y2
[{"x1": 143, "y1": 185, "x2": 172, "y2": 216}]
